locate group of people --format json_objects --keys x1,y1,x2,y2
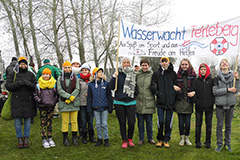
[{"x1": 3, "y1": 55, "x2": 239, "y2": 153}]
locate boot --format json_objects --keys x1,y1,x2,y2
[
  {"x1": 23, "y1": 137, "x2": 29, "y2": 148},
  {"x1": 78, "y1": 128, "x2": 82, "y2": 139},
  {"x1": 185, "y1": 136, "x2": 192, "y2": 146},
  {"x1": 104, "y1": 139, "x2": 110, "y2": 147},
  {"x1": 82, "y1": 131, "x2": 88, "y2": 144},
  {"x1": 72, "y1": 131, "x2": 79, "y2": 146},
  {"x1": 179, "y1": 135, "x2": 185, "y2": 146},
  {"x1": 95, "y1": 139, "x2": 103, "y2": 147},
  {"x1": 89, "y1": 129, "x2": 97, "y2": 143},
  {"x1": 17, "y1": 138, "x2": 24, "y2": 148},
  {"x1": 62, "y1": 132, "x2": 70, "y2": 146}
]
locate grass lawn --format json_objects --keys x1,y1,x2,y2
[{"x1": 1, "y1": 107, "x2": 240, "y2": 160}]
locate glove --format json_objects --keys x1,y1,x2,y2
[
  {"x1": 69, "y1": 95, "x2": 75, "y2": 102},
  {"x1": 65, "y1": 99, "x2": 71, "y2": 104}
]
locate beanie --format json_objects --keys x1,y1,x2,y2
[
  {"x1": 42, "y1": 68, "x2": 52, "y2": 75},
  {"x1": 18, "y1": 56, "x2": 28, "y2": 65},
  {"x1": 92, "y1": 67, "x2": 103, "y2": 76},
  {"x1": 80, "y1": 63, "x2": 91, "y2": 71},
  {"x1": 63, "y1": 61, "x2": 72, "y2": 67},
  {"x1": 160, "y1": 57, "x2": 170, "y2": 62},
  {"x1": 43, "y1": 59, "x2": 50, "y2": 64}
]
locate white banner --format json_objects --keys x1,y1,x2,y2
[{"x1": 119, "y1": 17, "x2": 240, "y2": 57}]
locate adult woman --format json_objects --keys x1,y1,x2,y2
[
  {"x1": 136, "y1": 58, "x2": 155, "y2": 145},
  {"x1": 213, "y1": 59, "x2": 239, "y2": 152},
  {"x1": 6, "y1": 57, "x2": 37, "y2": 148},
  {"x1": 109, "y1": 57, "x2": 136, "y2": 149},
  {"x1": 174, "y1": 59, "x2": 196, "y2": 146},
  {"x1": 57, "y1": 61, "x2": 80, "y2": 146}
]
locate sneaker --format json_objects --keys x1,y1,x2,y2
[
  {"x1": 225, "y1": 144, "x2": 233, "y2": 152},
  {"x1": 156, "y1": 141, "x2": 163, "y2": 147},
  {"x1": 204, "y1": 142, "x2": 211, "y2": 148},
  {"x1": 128, "y1": 139, "x2": 135, "y2": 147},
  {"x1": 48, "y1": 138, "x2": 56, "y2": 147},
  {"x1": 122, "y1": 142, "x2": 128, "y2": 149},
  {"x1": 215, "y1": 145, "x2": 223, "y2": 152},
  {"x1": 164, "y1": 141, "x2": 170, "y2": 148},
  {"x1": 179, "y1": 135, "x2": 185, "y2": 146},
  {"x1": 196, "y1": 142, "x2": 202, "y2": 148},
  {"x1": 185, "y1": 136, "x2": 192, "y2": 146},
  {"x1": 42, "y1": 139, "x2": 50, "y2": 148}
]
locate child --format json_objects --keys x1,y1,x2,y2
[
  {"x1": 34, "y1": 68, "x2": 58, "y2": 148},
  {"x1": 87, "y1": 68, "x2": 113, "y2": 147},
  {"x1": 79, "y1": 63, "x2": 96, "y2": 144},
  {"x1": 192, "y1": 63, "x2": 214, "y2": 148},
  {"x1": 57, "y1": 61, "x2": 80, "y2": 146}
]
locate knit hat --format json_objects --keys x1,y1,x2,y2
[
  {"x1": 18, "y1": 56, "x2": 28, "y2": 65},
  {"x1": 92, "y1": 67, "x2": 103, "y2": 76},
  {"x1": 80, "y1": 63, "x2": 91, "y2": 71},
  {"x1": 12, "y1": 57, "x2": 17, "y2": 62},
  {"x1": 42, "y1": 68, "x2": 52, "y2": 75},
  {"x1": 43, "y1": 59, "x2": 50, "y2": 64},
  {"x1": 63, "y1": 61, "x2": 72, "y2": 67},
  {"x1": 160, "y1": 57, "x2": 170, "y2": 62}
]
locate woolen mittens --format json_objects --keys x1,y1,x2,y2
[
  {"x1": 65, "y1": 99, "x2": 71, "y2": 104},
  {"x1": 69, "y1": 96, "x2": 75, "y2": 102}
]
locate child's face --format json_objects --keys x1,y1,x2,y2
[
  {"x1": 72, "y1": 62, "x2": 80, "y2": 68},
  {"x1": 141, "y1": 63, "x2": 149, "y2": 72},
  {"x1": 160, "y1": 60, "x2": 169, "y2": 69},
  {"x1": 81, "y1": 68, "x2": 90, "y2": 75},
  {"x1": 180, "y1": 60, "x2": 189, "y2": 71},
  {"x1": 64, "y1": 66, "x2": 72, "y2": 73},
  {"x1": 42, "y1": 74, "x2": 50, "y2": 80},
  {"x1": 97, "y1": 70, "x2": 103, "y2": 79},
  {"x1": 200, "y1": 67, "x2": 207, "y2": 76}
]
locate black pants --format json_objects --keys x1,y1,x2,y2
[
  {"x1": 115, "y1": 104, "x2": 136, "y2": 141},
  {"x1": 195, "y1": 110, "x2": 213, "y2": 144}
]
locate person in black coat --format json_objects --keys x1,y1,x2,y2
[
  {"x1": 191, "y1": 63, "x2": 214, "y2": 148},
  {"x1": 5, "y1": 57, "x2": 18, "y2": 78},
  {"x1": 6, "y1": 57, "x2": 37, "y2": 149},
  {"x1": 151, "y1": 57, "x2": 177, "y2": 148}
]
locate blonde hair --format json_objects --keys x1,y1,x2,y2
[{"x1": 180, "y1": 59, "x2": 195, "y2": 71}]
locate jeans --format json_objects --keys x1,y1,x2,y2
[
  {"x1": 14, "y1": 118, "x2": 31, "y2": 138},
  {"x1": 178, "y1": 113, "x2": 191, "y2": 136},
  {"x1": 115, "y1": 104, "x2": 136, "y2": 141},
  {"x1": 195, "y1": 110, "x2": 213, "y2": 144},
  {"x1": 94, "y1": 110, "x2": 109, "y2": 140},
  {"x1": 216, "y1": 107, "x2": 234, "y2": 145},
  {"x1": 137, "y1": 114, "x2": 153, "y2": 141},
  {"x1": 157, "y1": 108, "x2": 173, "y2": 142},
  {"x1": 80, "y1": 106, "x2": 94, "y2": 131}
]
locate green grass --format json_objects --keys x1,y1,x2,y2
[{"x1": 1, "y1": 108, "x2": 240, "y2": 160}]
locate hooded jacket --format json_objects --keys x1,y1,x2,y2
[
  {"x1": 151, "y1": 63, "x2": 177, "y2": 109},
  {"x1": 192, "y1": 63, "x2": 215, "y2": 111}
]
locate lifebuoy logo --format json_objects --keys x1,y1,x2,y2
[{"x1": 210, "y1": 37, "x2": 229, "y2": 55}]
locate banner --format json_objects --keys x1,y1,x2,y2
[{"x1": 119, "y1": 17, "x2": 240, "y2": 57}]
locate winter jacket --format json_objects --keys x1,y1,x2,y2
[
  {"x1": 87, "y1": 79, "x2": 113, "y2": 113},
  {"x1": 34, "y1": 84, "x2": 58, "y2": 111},
  {"x1": 37, "y1": 64, "x2": 61, "y2": 80},
  {"x1": 79, "y1": 77, "x2": 88, "y2": 106},
  {"x1": 192, "y1": 63, "x2": 214, "y2": 111},
  {"x1": 6, "y1": 69, "x2": 37, "y2": 118},
  {"x1": 5, "y1": 60, "x2": 17, "y2": 78},
  {"x1": 213, "y1": 72, "x2": 239, "y2": 109},
  {"x1": 57, "y1": 74, "x2": 80, "y2": 112},
  {"x1": 151, "y1": 63, "x2": 177, "y2": 110},
  {"x1": 109, "y1": 72, "x2": 136, "y2": 103},
  {"x1": 136, "y1": 69, "x2": 155, "y2": 114}
]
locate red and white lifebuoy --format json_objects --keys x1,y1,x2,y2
[{"x1": 210, "y1": 37, "x2": 229, "y2": 55}]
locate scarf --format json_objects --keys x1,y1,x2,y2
[
  {"x1": 218, "y1": 70, "x2": 234, "y2": 84},
  {"x1": 80, "y1": 73, "x2": 91, "y2": 83},
  {"x1": 118, "y1": 66, "x2": 136, "y2": 98},
  {"x1": 176, "y1": 66, "x2": 196, "y2": 100},
  {"x1": 60, "y1": 72, "x2": 76, "y2": 97},
  {"x1": 38, "y1": 76, "x2": 56, "y2": 89}
]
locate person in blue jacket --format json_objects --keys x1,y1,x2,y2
[{"x1": 87, "y1": 67, "x2": 113, "y2": 147}]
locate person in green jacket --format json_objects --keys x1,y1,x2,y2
[
  {"x1": 37, "y1": 59, "x2": 61, "y2": 80},
  {"x1": 57, "y1": 61, "x2": 80, "y2": 146},
  {"x1": 136, "y1": 58, "x2": 155, "y2": 145}
]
